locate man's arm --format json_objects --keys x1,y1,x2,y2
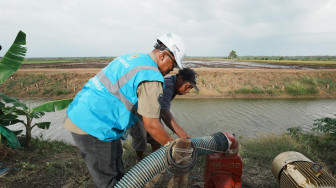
[
  {"x1": 160, "y1": 109, "x2": 189, "y2": 138},
  {"x1": 159, "y1": 76, "x2": 189, "y2": 138},
  {"x1": 137, "y1": 81, "x2": 174, "y2": 145},
  {"x1": 142, "y1": 116, "x2": 173, "y2": 145}
]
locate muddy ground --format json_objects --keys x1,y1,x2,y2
[{"x1": 20, "y1": 60, "x2": 336, "y2": 70}]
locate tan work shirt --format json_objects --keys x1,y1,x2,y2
[{"x1": 64, "y1": 52, "x2": 163, "y2": 134}]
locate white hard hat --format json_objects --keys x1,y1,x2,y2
[{"x1": 156, "y1": 33, "x2": 186, "y2": 69}]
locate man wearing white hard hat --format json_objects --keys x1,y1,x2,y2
[
  {"x1": 156, "y1": 33, "x2": 186, "y2": 69},
  {"x1": 64, "y1": 33, "x2": 188, "y2": 187}
]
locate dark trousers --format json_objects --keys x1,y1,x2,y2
[{"x1": 71, "y1": 133, "x2": 125, "y2": 188}]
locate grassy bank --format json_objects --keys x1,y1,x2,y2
[
  {"x1": 1, "y1": 132, "x2": 335, "y2": 187},
  {"x1": 238, "y1": 59, "x2": 336, "y2": 66},
  {"x1": 1, "y1": 69, "x2": 336, "y2": 100}
]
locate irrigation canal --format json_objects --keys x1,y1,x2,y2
[{"x1": 8, "y1": 98, "x2": 336, "y2": 145}]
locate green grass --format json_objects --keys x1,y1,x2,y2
[
  {"x1": 5, "y1": 79, "x2": 17, "y2": 88},
  {"x1": 1, "y1": 131, "x2": 335, "y2": 187},
  {"x1": 234, "y1": 86, "x2": 265, "y2": 94},
  {"x1": 42, "y1": 89, "x2": 53, "y2": 95},
  {"x1": 0, "y1": 74, "x2": 73, "y2": 98},
  {"x1": 280, "y1": 75, "x2": 336, "y2": 95},
  {"x1": 301, "y1": 76, "x2": 318, "y2": 85},
  {"x1": 229, "y1": 75, "x2": 336, "y2": 96},
  {"x1": 284, "y1": 77, "x2": 319, "y2": 95},
  {"x1": 241, "y1": 135, "x2": 311, "y2": 166},
  {"x1": 316, "y1": 77, "x2": 336, "y2": 91},
  {"x1": 28, "y1": 89, "x2": 39, "y2": 95},
  {"x1": 285, "y1": 82, "x2": 318, "y2": 95},
  {"x1": 54, "y1": 88, "x2": 72, "y2": 96},
  {"x1": 265, "y1": 89, "x2": 278, "y2": 95},
  {"x1": 28, "y1": 138, "x2": 75, "y2": 154},
  {"x1": 20, "y1": 74, "x2": 45, "y2": 85},
  {"x1": 238, "y1": 59, "x2": 336, "y2": 66}
]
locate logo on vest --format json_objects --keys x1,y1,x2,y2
[
  {"x1": 119, "y1": 57, "x2": 130, "y2": 68},
  {"x1": 92, "y1": 77, "x2": 104, "y2": 90},
  {"x1": 127, "y1": 54, "x2": 140, "y2": 61},
  {"x1": 130, "y1": 54, "x2": 140, "y2": 58}
]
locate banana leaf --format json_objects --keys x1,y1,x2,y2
[
  {"x1": 0, "y1": 92, "x2": 28, "y2": 110},
  {"x1": 0, "y1": 107, "x2": 22, "y2": 126},
  {"x1": 33, "y1": 99, "x2": 73, "y2": 112},
  {"x1": 0, "y1": 119, "x2": 22, "y2": 127},
  {"x1": 0, "y1": 125, "x2": 21, "y2": 149},
  {"x1": 30, "y1": 111, "x2": 45, "y2": 119},
  {"x1": 12, "y1": 130, "x2": 23, "y2": 135},
  {"x1": 35, "y1": 122, "x2": 51, "y2": 129},
  {"x1": 0, "y1": 31, "x2": 27, "y2": 84},
  {"x1": 0, "y1": 113, "x2": 20, "y2": 126}
]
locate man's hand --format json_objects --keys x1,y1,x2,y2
[{"x1": 160, "y1": 110, "x2": 190, "y2": 139}]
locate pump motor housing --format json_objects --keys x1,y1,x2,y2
[{"x1": 272, "y1": 151, "x2": 336, "y2": 187}]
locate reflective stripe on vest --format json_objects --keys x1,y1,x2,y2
[
  {"x1": 66, "y1": 53, "x2": 164, "y2": 141},
  {"x1": 96, "y1": 65, "x2": 161, "y2": 112}
]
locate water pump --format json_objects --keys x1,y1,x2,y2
[{"x1": 204, "y1": 132, "x2": 243, "y2": 188}]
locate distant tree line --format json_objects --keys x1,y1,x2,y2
[
  {"x1": 237, "y1": 56, "x2": 336, "y2": 61},
  {"x1": 226, "y1": 50, "x2": 336, "y2": 61}
]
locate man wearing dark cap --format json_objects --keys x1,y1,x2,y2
[{"x1": 130, "y1": 68, "x2": 199, "y2": 162}]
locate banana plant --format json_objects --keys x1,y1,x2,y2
[
  {"x1": 0, "y1": 31, "x2": 73, "y2": 147},
  {"x1": 0, "y1": 93, "x2": 72, "y2": 146},
  {"x1": 0, "y1": 31, "x2": 27, "y2": 148}
]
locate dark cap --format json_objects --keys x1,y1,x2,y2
[{"x1": 178, "y1": 68, "x2": 199, "y2": 91}]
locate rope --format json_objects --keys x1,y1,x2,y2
[
  {"x1": 164, "y1": 140, "x2": 198, "y2": 175},
  {"x1": 196, "y1": 144, "x2": 241, "y2": 156},
  {"x1": 172, "y1": 147, "x2": 193, "y2": 164}
]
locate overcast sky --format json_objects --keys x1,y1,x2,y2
[{"x1": 1, "y1": 0, "x2": 335, "y2": 57}]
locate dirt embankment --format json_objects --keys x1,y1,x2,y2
[{"x1": 1, "y1": 68, "x2": 336, "y2": 100}]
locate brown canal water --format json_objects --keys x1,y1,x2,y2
[{"x1": 8, "y1": 99, "x2": 336, "y2": 145}]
